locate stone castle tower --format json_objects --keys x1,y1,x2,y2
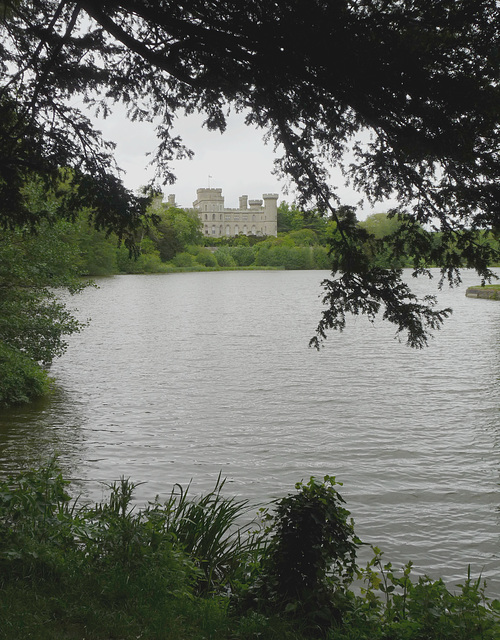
[{"x1": 191, "y1": 188, "x2": 278, "y2": 237}]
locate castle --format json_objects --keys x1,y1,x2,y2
[{"x1": 190, "y1": 188, "x2": 279, "y2": 237}]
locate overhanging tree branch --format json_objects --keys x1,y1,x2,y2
[{"x1": 0, "y1": 0, "x2": 498, "y2": 347}]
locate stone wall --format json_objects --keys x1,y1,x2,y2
[
  {"x1": 192, "y1": 188, "x2": 278, "y2": 237},
  {"x1": 465, "y1": 287, "x2": 500, "y2": 300}
]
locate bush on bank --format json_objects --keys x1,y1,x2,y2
[
  {"x1": 0, "y1": 342, "x2": 52, "y2": 407},
  {"x1": 0, "y1": 461, "x2": 499, "y2": 640}
]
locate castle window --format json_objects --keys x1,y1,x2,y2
[
  {"x1": 234, "y1": 215, "x2": 240, "y2": 221},
  {"x1": 205, "y1": 214, "x2": 208, "y2": 220},
  {"x1": 225, "y1": 225, "x2": 230, "y2": 235},
  {"x1": 225, "y1": 214, "x2": 231, "y2": 220},
  {"x1": 211, "y1": 225, "x2": 216, "y2": 234},
  {"x1": 212, "y1": 214, "x2": 216, "y2": 220}
]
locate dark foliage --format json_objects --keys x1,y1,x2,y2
[
  {"x1": 1, "y1": 0, "x2": 499, "y2": 344},
  {"x1": 1, "y1": 462, "x2": 499, "y2": 639},
  {"x1": 244, "y1": 476, "x2": 361, "y2": 632}
]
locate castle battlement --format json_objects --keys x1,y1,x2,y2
[{"x1": 190, "y1": 187, "x2": 278, "y2": 238}]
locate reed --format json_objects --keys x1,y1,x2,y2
[
  {"x1": 159, "y1": 472, "x2": 266, "y2": 593},
  {"x1": 1, "y1": 460, "x2": 499, "y2": 640}
]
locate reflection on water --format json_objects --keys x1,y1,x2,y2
[
  {"x1": 0, "y1": 269, "x2": 499, "y2": 592},
  {"x1": 0, "y1": 388, "x2": 86, "y2": 479}
]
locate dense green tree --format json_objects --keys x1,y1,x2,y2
[
  {"x1": 213, "y1": 246, "x2": 236, "y2": 268},
  {"x1": 278, "y1": 202, "x2": 330, "y2": 242},
  {"x1": 0, "y1": 173, "x2": 133, "y2": 405},
  {"x1": 195, "y1": 247, "x2": 217, "y2": 267},
  {"x1": 287, "y1": 229, "x2": 320, "y2": 247},
  {"x1": 231, "y1": 234, "x2": 251, "y2": 247},
  {"x1": 359, "y1": 213, "x2": 401, "y2": 240},
  {"x1": 1, "y1": 0, "x2": 499, "y2": 346},
  {"x1": 116, "y1": 237, "x2": 165, "y2": 273},
  {"x1": 0, "y1": 215, "x2": 86, "y2": 405},
  {"x1": 73, "y1": 212, "x2": 119, "y2": 275},
  {"x1": 312, "y1": 245, "x2": 332, "y2": 270},
  {"x1": 357, "y1": 212, "x2": 412, "y2": 269},
  {"x1": 229, "y1": 245, "x2": 255, "y2": 267},
  {"x1": 277, "y1": 202, "x2": 305, "y2": 233},
  {"x1": 172, "y1": 251, "x2": 195, "y2": 267},
  {"x1": 147, "y1": 199, "x2": 202, "y2": 262},
  {"x1": 252, "y1": 238, "x2": 319, "y2": 270}
]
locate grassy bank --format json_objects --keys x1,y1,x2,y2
[
  {"x1": 466, "y1": 284, "x2": 500, "y2": 300},
  {"x1": 140, "y1": 264, "x2": 286, "y2": 274},
  {"x1": 1, "y1": 461, "x2": 499, "y2": 639}
]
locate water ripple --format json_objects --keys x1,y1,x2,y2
[{"x1": 0, "y1": 269, "x2": 499, "y2": 592}]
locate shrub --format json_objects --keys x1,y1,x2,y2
[
  {"x1": 0, "y1": 342, "x2": 51, "y2": 406},
  {"x1": 333, "y1": 548, "x2": 500, "y2": 640},
  {"x1": 214, "y1": 247, "x2": 237, "y2": 267},
  {"x1": 173, "y1": 251, "x2": 194, "y2": 267},
  {"x1": 254, "y1": 244, "x2": 271, "y2": 266},
  {"x1": 313, "y1": 245, "x2": 332, "y2": 269},
  {"x1": 2, "y1": 463, "x2": 499, "y2": 640},
  {"x1": 229, "y1": 246, "x2": 256, "y2": 266},
  {"x1": 195, "y1": 248, "x2": 218, "y2": 267},
  {"x1": 283, "y1": 246, "x2": 314, "y2": 269},
  {"x1": 116, "y1": 241, "x2": 165, "y2": 273},
  {"x1": 287, "y1": 229, "x2": 319, "y2": 246},
  {"x1": 245, "y1": 476, "x2": 361, "y2": 631},
  {"x1": 140, "y1": 251, "x2": 166, "y2": 273},
  {"x1": 186, "y1": 243, "x2": 203, "y2": 255}
]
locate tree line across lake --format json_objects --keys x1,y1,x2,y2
[
  {"x1": 2, "y1": 0, "x2": 499, "y2": 406},
  {"x1": 1, "y1": 177, "x2": 499, "y2": 408},
  {"x1": 7, "y1": 187, "x2": 499, "y2": 279},
  {"x1": 1, "y1": 4, "x2": 500, "y2": 634}
]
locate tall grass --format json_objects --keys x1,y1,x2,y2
[
  {"x1": 159, "y1": 473, "x2": 266, "y2": 593},
  {"x1": 1, "y1": 460, "x2": 499, "y2": 640}
]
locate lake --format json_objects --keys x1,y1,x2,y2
[{"x1": 0, "y1": 269, "x2": 498, "y2": 592}]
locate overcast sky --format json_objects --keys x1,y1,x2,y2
[{"x1": 95, "y1": 108, "x2": 397, "y2": 220}]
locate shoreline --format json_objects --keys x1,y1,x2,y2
[{"x1": 465, "y1": 285, "x2": 500, "y2": 300}]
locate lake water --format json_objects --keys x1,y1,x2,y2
[{"x1": 0, "y1": 269, "x2": 499, "y2": 593}]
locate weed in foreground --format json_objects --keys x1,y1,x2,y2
[{"x1": 1, "y1": 460, "x2": 499, "y2": 640}]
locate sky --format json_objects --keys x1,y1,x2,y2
[{"x1": 95, "y1": 108, "x2": 398, "y2": 220}]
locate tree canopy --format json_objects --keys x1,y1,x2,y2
[{"x1": 1, "y1": 0, "x2": 499, "y2": 346}]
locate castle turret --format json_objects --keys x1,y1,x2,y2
[
  {"x1": 249, "y1": 199, "x2": 263, "y2": 210},
  {"x1": 193, "y1": 187, "x2": 278, "y2": 238},
  {"x1": 263, "y1": 193, "x2": 279, "y2": 236},
  {"x1": 193, "y1": 188, "x2": 224, "y2": 212}
]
